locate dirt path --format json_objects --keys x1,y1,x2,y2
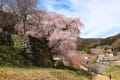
[{"x1": 92, "y1": 74, "x2": 109, "y2": 80}]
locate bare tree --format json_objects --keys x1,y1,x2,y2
[
  {"x1": 8, "y1": 0, "x2": 37, "y2": 34},
  {"x1": 0, "y1": 0, "x2": 8, "y2": 11},
  {"x1": 0, "y1": 0, "x2": 3, "y2": 11}
]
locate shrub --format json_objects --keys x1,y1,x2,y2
[
  {"x1": 54, "y1": 60, "x2": 64, "y2": 69},
  {"x1": 0, "y1": 45, "x2": 32, "y2": 67}
]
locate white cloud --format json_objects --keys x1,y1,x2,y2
[{"x1": 39, "y1": 0, "x2": 120, "y2": 38}]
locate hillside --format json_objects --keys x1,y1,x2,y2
[
  {"x1": 77, "y1": 38, "x2": 101, "y2": 51},
  {"x1": 78, "y1": 34, "x2": 120, "y2": 52},
  {"x1": 98, "y1": 33, "x2": 120, "y2": 51},
  {"x1": 98, "y1": 34, "x2": 120, "y2": 46},
  {"x1": 111, "y1": 38, "x2": 120, "y2": 51},
  {"x1": 0, "y1": 67, "x2": 91, "y2": 80}
]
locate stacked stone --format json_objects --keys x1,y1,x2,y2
[{"x1": 22, "y1": 35, "x2": 32, "y2": 53}]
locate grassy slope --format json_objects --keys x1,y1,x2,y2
[
  {"x1": 0, "y1": 45, "x2": 32, "y2": 67},
  {"x1": 0, "y1": 67, "x2": 91, "y2": 80},
  {"x1": 103, "y1": 66, "x2": 120, "y2": 80}
]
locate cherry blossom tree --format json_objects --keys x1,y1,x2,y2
[{"x1": 15, "y1": 10, "x2": 87, "y2": 67}]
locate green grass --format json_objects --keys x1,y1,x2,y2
[
  {"x1": 0, "y1": 67, "x2": 91, "y2": 80},
  {"x1": 103, "y1": 66, "x2": 120, "y2": 80},
  {"x1": 13, "y1": 35, "x2": 24, "y2": 48},
  {"x1": 0, "y1": 45, "x2": 33, "y2": 67},
  {"x1": 89, "y1": 60, "x2": 97, "y2": 66}
]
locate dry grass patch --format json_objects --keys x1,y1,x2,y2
[{"x1": 0, "y1": 67, "x2": 91, "y2": 80}]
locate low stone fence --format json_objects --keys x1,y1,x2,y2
[{"x1": 88, "y1": 63, "x2": 108, "y2": 74}]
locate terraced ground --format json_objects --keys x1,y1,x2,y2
[{"x1": 0, "y1": 67, "x2": 91, "y2": 80}]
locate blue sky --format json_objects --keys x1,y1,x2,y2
[{"x1": 38, "y1": 0, "x2": 120, "y2": 38}]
